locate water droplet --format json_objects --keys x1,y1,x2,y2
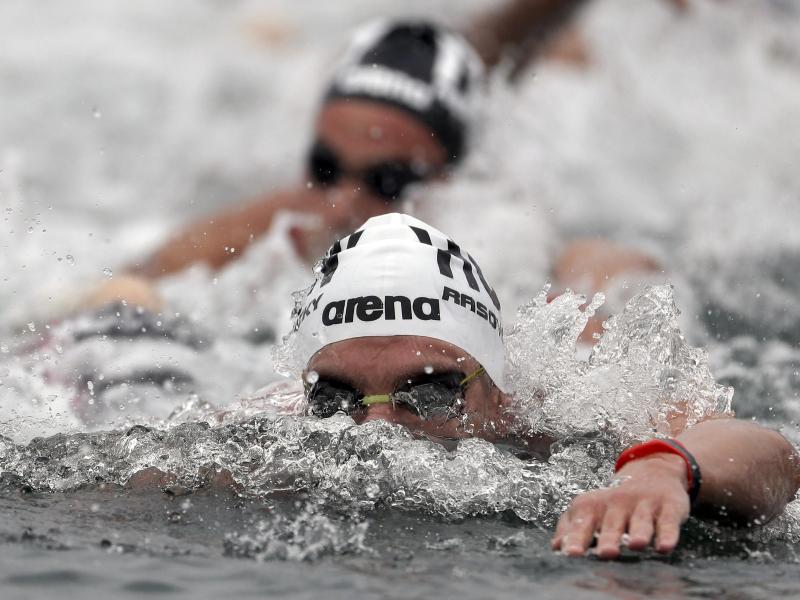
[
  {"x1": 305, "y1": 371, "x2": 319, "y2": 384},
  {"x1": 27, "y1": 322, "x2": 36, "y2": 332},
  {"x1": 65, "y1": 254, "x2": 75, "y2": 266},
  {"x1": 424, "y1": 365, "x2": 434, "y2": 374},
  {"x1": 102, "y1": 268, "x2": 113, "y2": 278}
]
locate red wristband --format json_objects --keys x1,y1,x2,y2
[{"x1": 615, "y1": 438, "x2": 702, "y2": 505}]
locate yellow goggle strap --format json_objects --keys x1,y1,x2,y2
[{"x1": 360, "y1": 366, "x2": 485, "y2": 407}]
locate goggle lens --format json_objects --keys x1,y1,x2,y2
[
  {"x1": 305, "y1": 368, "x2": 483, "y2": 421},
  {"x1": 306, "y1": 380, "x2": 360, "y2": 418},
  {"x1": 363, "y1": 162, "x2": 423, "y2": 201},
  {"x1": 308, "y1": 144, "x2": 340, "y2": 186},
  {"x1": 307, "y1": 141, "x2": 428, "y2": 202}
]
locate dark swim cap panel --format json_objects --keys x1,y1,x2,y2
[
  {"x1": 324, "y1": 20, "x2": 484, "y2": 164},
  {"x1": 360, "y1": 24, "x2": 438, "y2": 83}
]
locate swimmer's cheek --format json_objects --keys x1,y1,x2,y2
[
  {"x1": 125, "y1": 466, "x2": 177, "y2": 491},
  {"x1": 125, "y1": 466, "x2": 242, "y2": 496}
]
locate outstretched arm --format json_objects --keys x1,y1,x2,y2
[
  {"x1": 465, "y1": 0, "x2": 695, "y2": 76},
  {"x1": 129, "y1": 188, "x2": 316, "y2": 279},
  {"x1": 552, "y1": 418, "x2": 800, "y2": 559},
  {"x1": 71, "y1": 186, "x2": 351, "y2": 313},
  {"x1": 675, "y1": 419, "x2": 799, "y2": 522},
  {"x1": 464, "y1": 0, "x2": 590, "y2": 72}
]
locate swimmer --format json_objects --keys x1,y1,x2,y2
[
  {"x1": 55, "y1": 3, "x2": 686, "y2": 406},
  {"x1": 128, "y1": 6, "x2": 582, "y2": 280},
  {"x1": 290, "y1": 213, "x2": 800, "y2": 560},
  {"x1": 80, "y1": 0, "x2": 654, "y2": 313}
]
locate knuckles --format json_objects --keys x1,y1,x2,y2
[
  {"x1": 564, "y1": 483, "x2": 675, "y2": 521},
  {"x1": 567, "y1": 488, "x2": 638, "y2": 512}
]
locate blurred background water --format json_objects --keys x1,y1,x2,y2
[{"x1": 1, "y1": 0, "x2": 800, "y2": 598}]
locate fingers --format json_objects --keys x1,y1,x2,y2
[
  {"x1": 552, "y1": 497, "x2": 684, "y2": 559},
  {"x1": 82, "y1": 275, "x2": 164, "y2": 313},
  {"x1": 664, "y1": 0, "x2": 689, "y2": 11},
  {"x1": 555, "y1": 502, "x2": 604, "y2": 557},
  {"x1": 550, "y1": 512, "x2": 570, "y2": 551},
  {"x1": 655, "y1": 502, "x2": 688, "y2": 554},
  {"x1": 626, "y1": 501, "x2": 657, "y2": 551},
  {"x1": 595, "y1": 506, "x2": 630, "y2": 559}
]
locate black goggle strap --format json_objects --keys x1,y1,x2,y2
[{"x1": 361, "y1": 366, "x2": 485, "y2": 407}]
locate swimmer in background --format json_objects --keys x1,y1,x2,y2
[
  {"x1": 57, "y1": 0, "x2": 695, "y2": 412},
  {"x1": 288, "y1": 213, "x2": 800, "y2": 560},
  {"x1": 81, "y1": 0, "x2": 682, "y2": 334}
]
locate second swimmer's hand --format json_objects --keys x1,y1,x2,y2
[
  {"x1": 81, "y1": 275, "x2": 163, "y2": 313},
  {"x1": 551, "y1": 454, "x2": 690, "y2": 559}
]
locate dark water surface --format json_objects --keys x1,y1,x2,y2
[{"x1": 2, "y1": 486, "x2": 799, "y2": 600}]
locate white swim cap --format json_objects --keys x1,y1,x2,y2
[{"x1": 291, "y1": 213, "x2": 507, "y2": 391}]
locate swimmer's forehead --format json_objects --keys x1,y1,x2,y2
[
  {"x1": 306, "y1": 336, "x2": 480, "y2": 380},
  {"x1": 315, "y1": 99, "x2": 448, "y2": 166}
]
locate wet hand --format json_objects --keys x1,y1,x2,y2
[
  {"x1": 665, "y1": 0, "x2": 689, "y2": 11},
  {"x1": 81, "y1": 275, "x2": 163, "y2": 312},
  {"x1": 552, "y1": 454, "x2": 690, "y2": 559}
]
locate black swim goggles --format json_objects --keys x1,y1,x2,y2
[
  {"x1": 307, "y1": 140, "x2": 434, "y2": 202},
  {"x1": 304, "y1": 367, "x2": 485, "y2": 420}
]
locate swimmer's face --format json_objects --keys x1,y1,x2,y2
[
  {"x1": 309, "y1": 99, "x2": 448, "y2": 211},
  {"x1": 304, "y1": 335, "x2": 511, "y2": 442}
]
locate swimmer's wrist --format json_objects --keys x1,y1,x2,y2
[
  {"x1": 613, "y1": 453, "x2": 688, "y2": 490},
  {"x1": 615, "y1": 438, "x2": 702, "y2": 504}
]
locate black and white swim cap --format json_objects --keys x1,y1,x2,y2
[{"x1": 325, "y1": 20, "x2": 485, "y2": 164}]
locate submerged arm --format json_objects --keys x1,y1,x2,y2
[{"x1": 552, "y1": 418, "x2": 800, "y2": 559}]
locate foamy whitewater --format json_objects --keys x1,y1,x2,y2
[{"x1": 1, "y1": 1, "x2": 800, "y2": 598}]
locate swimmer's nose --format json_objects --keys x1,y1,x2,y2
[
  {"x1": 322, "y1": 180, "x2": 393, "y2": 229},
  {"x1": 354, "y1": 403, "x2": 413, "y2": 426},
  {"x1": 329, "y1": 176, "x2": 369, "y2": 203},
  {"x1": 358, "y1": 404, "x2": 394, "y2": 423}
]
